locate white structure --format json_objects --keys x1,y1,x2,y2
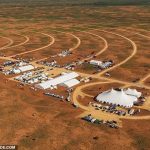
[
  {"x1": 35, "y1": 72, "x2": 79, "y2": 90},
  {"x1": 19, "y1": 65, "x2": 34, "y2": 72},
  {"x1": 90, "y1": 60, "x2": 113, "y2": 69},
  {"x1": 96, "y1": 89, "x2": 138, "y2": 108},
  {"x1": 13, "y1": 65, "x2": 34, "y2": 74},
  {"x1": 90, "y1": 60, "x2": 103, "y2": 66},
  {"x1": 13, "y1": 68, "x2": 22, "y2": 74},
  {"x1": 16, "y1": 61, "x2": 28, "y2": 67},
  {"x1": 15, "y1": 72, "x2": 48, "y2": 84},
  {"x1": 62, "y1": 79, "x2": 80, "y2": 88},
  {"x1": 124, "y1": 88, "x2": 141, "y2": 98}
]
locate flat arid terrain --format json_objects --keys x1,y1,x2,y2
[{"x1": 0, "y1": 1, "x2": 150, "y2": 150}]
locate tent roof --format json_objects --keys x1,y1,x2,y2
[
  {"x1": 18, "y1": 65, "x2": 34, "y2": 72},
  {"x1": 36, "y1": 72, "x2": 79, "y2": 89},
  {"x1": 63, "y1": 79, "x2": 80, "y2": 88},
  {"x1": 96, "y1": 89, "x2": 138, "y2": 108},
  {"x1": 90, "y1": 60, "x2": 102, "y2": 65},
  {"x1": 125, "y1": 88, "x2": 141, "y2": 98}
]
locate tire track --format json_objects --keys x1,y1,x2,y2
[
  {"x1": 91, "y1": 29, "x2": 138, "y2": 76},
  {"x1": 0, "y1": 36, "x2": 14, "y2": 50},
  {"x1": 116, "y1": 29, "x2": 150, "y2": 85},
  {"x1": 74, "y1": 29, "x2": 108, "y2": 61},
  {"x1": 9, "y1": 33, "x2": 55, "y2": 57},
  {"x1": 52, "y1": 30, "x2": 81, "y2": 52},
  {"x1": 1, "y1": 34, "x2": 30, "y2": 50},
  {"x1": 72, "y1": 81, "x2": 112, "y2": 111},
  {"x1": 35, "y1": 30, "x2": 81, "y2": 62}
]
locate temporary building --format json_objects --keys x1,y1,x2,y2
[
  {"x1": 13, "y1": 68, "x2": 22, "y2": 74},
  {"x1": 13, "y1": 65, "x2": 34, "y2": 74},
  {"x1": 19, "y1": 65, "x2": 34, "y2": 72},
  {"x1": 17, "y1": 61, "x2": 28, "y2": 67},
  {"x1": 124, "y1": 88, "x2": 141, "y2": 98},
  {"x1": 90, "y1": 60, "x2": 103, "y2": 66},
  {"x1": 35, "y1": 72, "x2": 79, "y2": 89},
  {"x1": 96, "y1": 89, "x2": 138, "y2": 108},
  {"x1": 90, "y1": 60, "x2": 113, "y2": 69},
  {"x1": 61, "y1": 79, "x2": 80, "y2": 88}
]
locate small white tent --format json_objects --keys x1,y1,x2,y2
[
  {"x1": 125, "y1": 88, "x2": 141, "y2": 98},
  {"x1": 90, "y1": 60, "x2": 103, "y2": 66},
  {"x1": 13, "y1": 68, "x2": 21, "y2": 74},
  {"x1": 96, "y1": 89, "x2": 138, "y2": 108}
]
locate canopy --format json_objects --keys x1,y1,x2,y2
[
  {"x1": 62, "y1": 79, "x2": 80, "y2": 88},
  {"x1": 36, "y1": 72, "x2": 79, "y2": 89},
  {"x1": 125, "y1": 88, "x2": 141, "y2": 98},
  {"x1": 96, "y1": 89, "x2": 138, "y2": 108}
]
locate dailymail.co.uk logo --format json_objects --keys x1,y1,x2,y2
[{"x1": 0, "y1": 145, "x2": 18, "y2": 150}]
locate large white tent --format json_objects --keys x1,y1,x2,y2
[
  {"x1": 96, "y1": 89, "x2": 138, "y2": 108},
  {"x1": 35, "y1": 72, "x2": 79, "y2": 89}
]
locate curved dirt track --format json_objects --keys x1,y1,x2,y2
[
  {"x1": 72, "y1": 28, "x2": 137, "y2": 103},
  {"x1": 74, "y1": 29, "x2": 108, "y2": 61},
  {"x1": 0, "y1": 34, "x2": 30, "y2": 50},
  {"x1": 122, "y1": 115, "x2": 150, "y2": 120},
  {"x1": 51, "y1": 29, "x2": 81, "y2": 52},
  {"x1": 35, "y1": 30, "x2": 81, "y2": 62},
  {"x1": 119, "y1": 28, "x2": 150, "y2": 39},
  {"x1": 0, "y1": 27, "x2": 150, "y2": 124},
  {"x1": 71, "y1": 30, "x2": 109, "y2": 110},
  {"x1": 9, "y1": 33, "x2": 55, "y2": 57},
  {"x1": 116, "y1": 29, "x2": 150, "y2": 85},
  {"x1": 0, "y1": 36, "x2": 14, "y2": 50},
  {"x1": 72, "y1": 81, "x2": 112, "y2": 111},
  {"x1": 69, "y1": 33, "x2": 81, "y2": 51},
  {"x1": 94, "y1": 29, "x2": 137, "y2": 76},
  {"x1": 72, "y1": 28, "x2": 150, "y2": 122},
  {"x1": 73, "y1": 28, "x2": 150, "y2": 90},
  {"x1": 140, "y1": 74, "x2": 150, "y2": 83}
]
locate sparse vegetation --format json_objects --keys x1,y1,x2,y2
[
  {"x1": 81, "y1": 63, "x2": 95, "y2": 71},
  {"x1": 0, "y1": 1, "x2": 149, "y2": 150},
  {"x1": 0, "y1": 0, "x2": 149, "y2": 6}
]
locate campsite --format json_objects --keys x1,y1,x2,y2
[{"x1": 0, "y1": 1, "x2": 150, "y2": 150}]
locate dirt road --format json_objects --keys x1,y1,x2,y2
[
  {"x1": 0, "y1": 34, "x2": 29, "y2": 50},
  {"x1": 51, "y1": 29, "x2": 81, "y2": 52},
  {"x1": 0, "y1": 36, "x2": 14, "y2": 50},
  {"x1": 71, "y1": 28, "x2": 150, "y2": 122},
  {"x1": 9, "y1": 33, "x2": 55, "y2": 57},
  {"x1": 94, "y1": 29, "x2": 137, "y2": 76},
  {"x1": 0, "y1": 27, "x2": 150, "y2": 124},
  {"x1": 74, "y1": 29, "x2": 108, "y2": 61},
  {"x1": 35, "y1": 30, "x2": 81, "y2": 62}
]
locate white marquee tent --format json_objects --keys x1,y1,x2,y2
[
  {"x1": 13, "y1": 65, "x2": 34, "y2": 74},
  {"x1": 35, "y1": 72, "x2": 79, "y2": 89},
  {"x1": 62, "y1": 79, "x2": 80, "y2": 88},
  {"x1": 96, "y1": 89, "x2": 138, "y2": 108}
]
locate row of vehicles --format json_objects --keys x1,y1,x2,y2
[
  {"x1": 44, "y1": 92, "x2": 64, "y2": 100},
  {"x1": 82, "y1": 114, "x2": 118, "y2": 129}
]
